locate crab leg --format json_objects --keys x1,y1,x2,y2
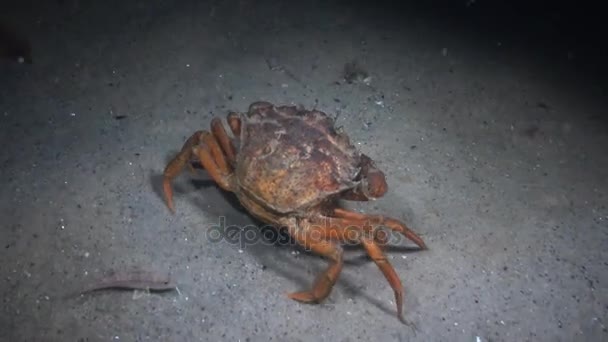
[
  {"x1": 359, "y1": 236, "x2": 409, "y2": 325},
  {"x1": 332, "y1": 208, "x2": 427, "y2": 250},
  {"x1": 199, "y1": 131, "x2": 230, "y2": 174},
  {"x1": 163, "y1": 131, "x2": 205, "y2": 213},
  {"x1": 191, "y1": 130, "x2": 236, "y2": 193},
  {"x1": 285, "y1": 219, "x2": 344, "y2": 303},
  {"x1": 163, "y1": 130, "x2": 235, "y2": 213},
  {"x1": 310, "y1": 214, "x2": 409, "y2": 324},
  {"x1": 227, "y1": 112, "x2": 242, "y2": 137},
  {"x1": 210, "y1": 117, "x2": 237, "y2": 165}
]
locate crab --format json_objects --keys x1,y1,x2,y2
[{"x1": 162, "y1": 101, "x2": 427, "y2": 323}]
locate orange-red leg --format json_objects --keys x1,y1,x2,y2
[
  {"x1": 211, "y1": 117, "x2": 237, "y2": 165},
  {"x1": 163, "y1": 131, "x2": 204, "y2": 213},
  {"x1": 189, "y1": 113, "x2": 242, "y2": 170},
  {"x1": 359, "y1": 236, "x2": 410, "y2": 325},
  {"x1": 163, "y1": 128, "x2": 236, "y2": 212},
  {"x1": 192, "y1": 140, "x2": 234, "y2": 192},
  {"x1": 309, "y1": 213, "x2": 411, "y2": 324},
  {"x1": 199, "y1": 131, "x2": 230, "y2": 174},
  {"x1": 332, "y1": 208, "x2": 427, "y2": 250},
  {"x1": 285, "y1": 219, "x2": 344, "y2": 303},
  {"x1": 227, "y1": 112, "x2": 242, "y2": 137}
]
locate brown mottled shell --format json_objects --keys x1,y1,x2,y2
[{"x1": 234, "y1": 101, "x2": 362, "y2": 214}]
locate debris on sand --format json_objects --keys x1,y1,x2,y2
[
  {"x1": 342, "y1": 60, "x2": 371, "y2": 85},
  {"x1": 77, "y1": 269, "x2": 177, "y2": 295}
]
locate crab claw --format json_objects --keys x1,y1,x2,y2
[{"x1": 342, "y1": 154, "x2": 388, "y2": 201}]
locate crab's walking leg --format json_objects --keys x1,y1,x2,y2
[
  {"x1": 227, "y1": 112, "x2": 242, "y2": 137},
  {"x1": 210, "y1": 118, "x2": 237, "y2": 165},
  {"x1": 285, "y1": 219, "x2": 344, "y2": 303},
  {"x1": 332, "y1": 208, "x2": 427, "y2": 250},
  {"x1": 194, "y1": 132, "x2": 235, "y2": 192},
  {"x1": 359, "y1": 236, "x2": 409, "y2": 325},
  {"x1": 310, "y1": 214, "x2": 409, "y2": 324},
  {"x1": 163, "y1": 131, "x2": 204, "y2": 213},
  {"x1": 163, "y1": 130, "x2": 236, "y2": 213}
]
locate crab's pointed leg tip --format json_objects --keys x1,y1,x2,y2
[
  {"x1": 286, "y1": 291, "x2": 317, "y2": 303},
  {"x1": 166, "y1": 204, "x2": 175, "y2": 214},
  {"x1": 416, "y1": 241, "x2": 428, "y2": 250},
  {"x1": 398, "y1": 316, "x2": 418, "y2": 333}
]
